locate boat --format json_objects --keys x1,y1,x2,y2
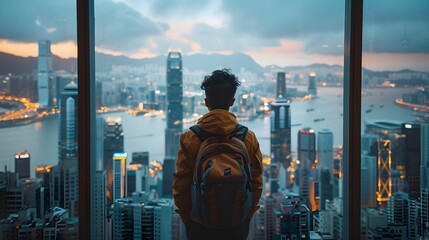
[
  {"x1": 365, "y1": 109, "x2": 372, "y2": 113},
  {"x1": 314, "y1": 118, "x2": 325, "y2": 122},
  {"x1": 292, "y1": 123, "x2": 302, "y2": 127},
  {"x1": 306, "y1": 108, "x2": 315, "y2": 112}
]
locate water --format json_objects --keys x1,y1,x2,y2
[{"x1": 0, "y1": 87, "x2": 418, "y2": 177}]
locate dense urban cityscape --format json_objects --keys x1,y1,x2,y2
[{"x1": 0, "y1": 38, "x2": 428, "y2": 240}]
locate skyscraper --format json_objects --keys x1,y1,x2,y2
[
  {"x1": 131, "y1": 152, "x2": 149, "y2": 166},
  {"x1": 92, "y1": 170, "x2": 106, "y2": 240},
  {"x1": 270, "y1": 98, "x2": 292, "y2": 167},
  {"x1": 308, "y1": 72, "x2": 317, "y2": 95},
  {"x1": 163, "y1": 49, "x2": 183, "y2": 198},
  {"x1": 276, "y1": 72, "x2": 286, "y2": 98},
  {"x1": 50, "y1": 82, "x2": 79, "y2": 217},
  {"x1": 317, "y1": 129, "x2": 333, "y2": 170},
  {"x1": 401, "y1": 123, "x2": 421, "y2": 200},
  {"x1": 104, "y1": 117, "x2": 124, "y2": 204},
  {"x1": 37, "y1": 40, "x2": 53, "y2": 107},
  {"x1": 298, "y1": 128, "x2": 316, "y2": 201},
  {"x1": 113, "y1": 152, "x2": 127, "y2": 201},
  {"x1": 15, "y1": 150, "x2": 30, "y2": 179}
]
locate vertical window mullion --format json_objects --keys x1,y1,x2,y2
[
  {"x1": 77, "y1": 0, "x2": 95, "y2": 239},
  {"x1": 343, "y1": 0, "x2": 363, "y2": 239}
]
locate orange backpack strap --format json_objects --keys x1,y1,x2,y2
[{"x1": 189, "y1": 124, "x2": 248, "y2": 141}]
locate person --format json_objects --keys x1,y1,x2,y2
[{"x1": 173, "y1": 69, "x2": 263, "y2": 240}]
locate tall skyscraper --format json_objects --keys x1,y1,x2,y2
[
  {"x1": 387, "y1": 192, "x2": 418, "y2": 239},
  {"x1": 15, "y1": 150, "x2": 30, "y2": 179},
  {"x1": 270, "y1": 98, "x2": 292, "y2": 167},
  {"x1": 163, "y1": 49, "x2": 183, "y2": 198},
  {"x1": 113, "y1": 152, "x2": 127, "y2": 201},
  {"x1": 104, "y1": 117, "x2": 124, "y2": 205},
  {"x1": 401, "y1": 123, "x2": 421, "y2": 200},
  {"x1": 317, "y1": 129, "x2": 333, "y2": 170},
  {"x1": 361, "y1": 155, "x2": 377, "y2": 208},
  {"x1": 308, "y1": 72, "x2": 317, "y2": 95},
  {"x1": 276, "y1": 72, "x2": 286, "y2": 98},
  {"x1": 298, "y1": 128, "x2": 316, "y2": 201},
  {"x1": 37, "y1": 40, "x2": 53, "y2": 107},
  {"x1": 50, "y1": 82, "x2": 79, "y2": 217}
]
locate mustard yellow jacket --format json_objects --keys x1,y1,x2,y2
[{"x1": 173, "y1": 109, "x2": 263, "y2": 224}]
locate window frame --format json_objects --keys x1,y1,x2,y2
[{"x1": 76, "y1": 0, "x2": 364, "y2": 238}]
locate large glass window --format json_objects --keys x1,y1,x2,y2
[
  {"x1": 92, "y1": 1, "x2": 346, "y2": 239},
  {"x1": 0, "y1": 1, "x2": 79, "y2": 239},
  {"x1": 360, "y1": 1, "x2": 429, "y2": 239}
]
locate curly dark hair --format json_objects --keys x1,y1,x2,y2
[{"x1": 200, "y1": 69, "x2": 241, "y2": 110}]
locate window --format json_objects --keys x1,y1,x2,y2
[
  {"x1": 0, "y1": 1, "x2": 80, "y2": 238},
  {"x1": 360, "y1": 1, "x2": 429, "y2": 239}
]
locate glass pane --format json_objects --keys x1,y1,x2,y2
[
  {"x1": 0, "y1": 1, "x2": 79, "y2": 238},
  {"x1": 361, "y1": 1, "x2": 429, "y2": 239},
  {"x1": 93, "y1": 1, "x2": 345, "y2": 239}
]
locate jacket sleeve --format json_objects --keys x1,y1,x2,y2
[
  {"x1": 248, "y1": 132, "x2": 263, "y2": 220},
  {"x1": 172, "y1": 133, "x2": 193, "y2": 225}
]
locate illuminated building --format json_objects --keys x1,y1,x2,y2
[
  {"x1": 35, "y1": 165, "x2": 52, "y2": 179},
  {"x1": 401, "y1": 123, "x2": 421, "y2": 200},
  {"x1": 376, "y1": 140, "x2": 392, "y2": 206},
  {"x1": 15, "y1": 150, "x2": 30, "y2": 179},
  {"x1": 113, "y1": 152, "x2": 127, "y2": 200},
  {"x1": 163, "y1": 49, "x2": 183, "y2": 198},
  {"x1": 131, "y1": 152, "x2": 149, "y2": 166},
  {"x1": 276, "y1": 72, "x2": 286, "y2": 98},
  {"x1": 104, "y1": 117, "x2": 124, "y2": 204},
  {"x1": 308, "y1": 72, "x2": 317, "y2": 95},
  {"x1": 37, "y1": 40, "x2": 53, "y2": 107}
]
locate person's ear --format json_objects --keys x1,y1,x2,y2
[{"x1": 230, "y1": 98, "x2": 235, "y2": 106}]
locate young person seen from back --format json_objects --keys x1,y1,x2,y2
[{"x1": 173, "y1": 69, "x2": 263, "y2": 240}]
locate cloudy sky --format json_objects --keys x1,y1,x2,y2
[{"x1": 0, "y1": 0, "x2": 428, "y2": 70}]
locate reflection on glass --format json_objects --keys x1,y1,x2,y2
[
  {"x1": 360, "y1": 1, "x2": 429, "y2": 239},
  {"x1": 0, "y1": 1, "x2": 79, "y2": 238}
]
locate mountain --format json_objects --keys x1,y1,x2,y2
[{"x1": 0, "y1": 51, "x2": 264, "y2": 75}]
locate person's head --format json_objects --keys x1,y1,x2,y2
[{"x1": 201, "y1": 69, "x2": 241, "y2": 111}]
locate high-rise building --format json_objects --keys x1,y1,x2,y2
[
  {"x1": 58, "y1": 82, "x2": 78, "y2": 163},
  {"x1": 15, "y1": 150, "x2": 30, "y2": 179},
  {"x1": 401, "y1": 123, "x2": 421, "y2": 200},
  {"x1": 113, "y1": 152, "x2": 127, "y2": 201},
  {"x1": 276, "y1": 72, "x2": 286, "y2": 98},
  {"x1": 37, "y1": 40, "x2": 53, "y2": 107},
  {"x1": 361, "y1": 155, "x2": 377, "y2": 208},
  {"x1": 55, "y1": 76, "x2": 73, "y2": 107},
  {"x1": 320, "y1": 168, "x2": 332, "y2": 210},
  {"x1": 298, "y1": 128, "x2": 316, "y2": 201},
  {"x1": 275, "y1": 196, "x2": 310, "y2": 239},
  {"x1": 387, "y1": 191, "x2": 418, "y2": 239},
  {"x1": 420, "y1": 124, "x2": 429, "y2": 235},
  {"x1": 92, "y1": 170, "x2": 106, "y2": 240},
  {"x1": 317, "y1": 129, "x2": 333, "y2": 170},
  {"x1": 270, "y1": 99, "x2": 291, "y2": 167},
  {"x1": 308, "y1": 72, "x2": 317, "y2": 95},
  {"x1": 132, "y1": 152, "x2": 149, "y2": 166},
  {"x1": 51, "y1": 82, "x2": 79, "y2": 217},
  {"x1": 376, "y1": 140, "x2": 392, "y2": 206},
  {"x1": 163, "y1": 49, "x2": 183, "y2": 198},
  {"x1": 127, "y1": 163, "x2": 146, "y2": 196},
  {"x1": 104, "y1": 117, "x2": 124, "y2": 205}
]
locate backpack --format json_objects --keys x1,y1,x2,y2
[{"x1": 189, "y1": 124, "x2": 253, "y2": 228}]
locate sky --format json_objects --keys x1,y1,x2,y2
[{"x1": 0, "y1": 0, "x2": 428, "y2": 71}]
